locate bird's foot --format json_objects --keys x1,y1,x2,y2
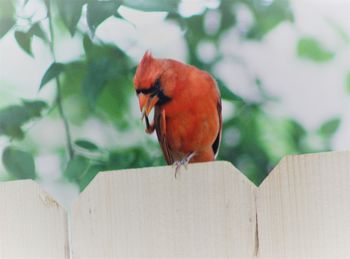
[{"x1": 172, "y1": 152, "x2": 196, "y2": 178}]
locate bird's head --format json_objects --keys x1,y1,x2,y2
[{"x1": 133, "y1": 51, "x2": 172, "y2": 120}]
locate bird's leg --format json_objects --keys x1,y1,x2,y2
[{"x1": 172, "y1": 152, "x2": 196, "y2": 178}]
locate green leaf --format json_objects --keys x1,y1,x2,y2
[
  {"x1": 2, "y1": 147, "x2": 36, "y2": 180},
  {"x1": 0, "y1": 0, "x2": 15, "y2": 39},
  {"x1": 39, "y1": 63, "x2": 65, "y2": 90},
  {"x1": 0, "y1": 106, "x2": 30, "y2": 125},
  {"x1": 219, "y1": 1, "x2": 237, "y2": 33},
  {"x1": 0, "y1": 101, "x2": 48, "y2": 139},
  {"x1": 297, "y1": 37, "x2": 335, "y2": 62},
  {"x1": 22, "y1": 100, "x2": 48, "y2": 117},
  {"x1": 14, "y1": 31, "x2": 33, "y2": 57},
  {"x1": 29, "y1": 22, "x2": 48, "y2": 42},
  {"x1": 96, "y1": 77, "x2": 133, "y2": 129},
  {"x1": 14, "y1": 23, "x2": 47, "y2": 56},
  {"x1": 64, "y1": 156, "x2": 89, "y2": 181},
  {"x1": 122, "y1": 0, "x2": 179, "y2": 12},
  {"x1": 0, "y1": 105, "x2": 29, "y2": 139},
  {"x1": 87, "y1": 0, "x2": 121, "y2": 34},
  {"x1": 57, "y1": 0, "x2": 85, "y2": 36},
  {"x1": 245, "y1": 0, "x2": 293, "y2": 40},
  {"x1": 318, "y1": 118, "x2": 341, "y2": 136},
  {"x1": 78, "y1": 164, "x2": 104, "y2": 191},
  {"x1": 75, "y1": 140, "x2": 99, "y2": 151},
  {"x1": 83, "y1": 34, "x2": 94, "y2": 56},
  {"x1": 217, "y1": 79, "x2": 244, "y2": 103},
  {"x1": 0, "y1": 18, "x2": 15, "y2": 39},
  {"x1": 82, "y1": 58, "x2": 111, "y2": 109}
]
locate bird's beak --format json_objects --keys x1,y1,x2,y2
[{"x1": 138, "y1": 93, "x2": 159, "y2": 120}]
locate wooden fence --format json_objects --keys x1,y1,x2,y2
[{"x1": 1, "y1": 151, "x2": 350, "y2": 258}]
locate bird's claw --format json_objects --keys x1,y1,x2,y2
[
  {"x1": 172, "y1": 161, "x2": 181, "y2": 178},
  {"x1": 172, "y1": 152, "x2": 196, "y2": 178},
  {"x1": 172, "y1": 160, "x2": 186, "y2": 178}
]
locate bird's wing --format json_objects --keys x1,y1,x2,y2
[
  {"x1": 212, "y1": 99, "x2": 222, "y2": 158},
  {"x1": 155, "y1": 107, "x2": 174, "y2": 164}
]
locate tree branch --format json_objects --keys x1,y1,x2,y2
[{"x1": 47, "y1": 1, "x2": 74, "y2": 159}]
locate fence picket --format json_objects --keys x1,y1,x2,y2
[
  {"x1": 257, "y1": 151, "x2": 350, "y2": 258},
  {"x1": 2, "y1": 152, "x2": 350, "y2": 258},
  {"x1": 71, "y1": 161, "x2": 257, "y2": 258},
  {"x1": 0, "y1": 180, "x2": 69, "y2": 258}
]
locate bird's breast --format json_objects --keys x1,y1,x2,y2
[{"x1": 157, "y1": 98, "x2": 219, "y2": 154}]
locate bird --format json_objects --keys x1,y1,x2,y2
[{"x1": 133, "y1": 51, "x2": 222, "y2": 174}]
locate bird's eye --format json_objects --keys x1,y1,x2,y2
[
  {"x1": 154, "y1": 79, "x2": 161, "y2": 90},
  {"x1": 136, "y1": 79, "x2": 161, "y2": 96}
]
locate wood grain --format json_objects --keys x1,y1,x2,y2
[
  {"x1": 71, "y1": 161, "x2": 257, "y2": 258},
  {"x1": 3, "y1": 152, "x2": 349, "y2": 258},
  {"x1": 257, "y1": 151, "x2": 350, "y2": 258},
  {"x1": 0, "y1": 180, "x2": 69, "y2": 258}
]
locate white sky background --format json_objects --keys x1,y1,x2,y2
[{"x1": 1, "y1": 0, "x2": 350, "y2": 206}]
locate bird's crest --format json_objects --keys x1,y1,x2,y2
[
  {"x1": 134, "y1": 51, "x2": 157, "y2": 88},
  {"x1": 141, "y1": 50, "x2": 153, "y2": 66}
]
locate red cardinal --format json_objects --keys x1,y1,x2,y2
[{"x1": 133, "y1": 51, "x2": 222, "y2": 171}]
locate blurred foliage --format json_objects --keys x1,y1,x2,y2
[
  {"x1": 0, "y1": 0, "x2": 342, "y2": 188},
  {"x1": 2, "y1": 146, "x2": 36, "y2": 180},
  {"x1": 0, "y1": 0, "x2": 15, "y2": 38},
  {"x1": 0, "y1": 100, "x2": 47, "y2": 139},
  {"x1": 297, "y1": 37, "x2": 335, "y2": 62}
]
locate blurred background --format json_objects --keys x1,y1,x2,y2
[{"x1": 0, "y1": 0, "x2": 349, "y2": 207}]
